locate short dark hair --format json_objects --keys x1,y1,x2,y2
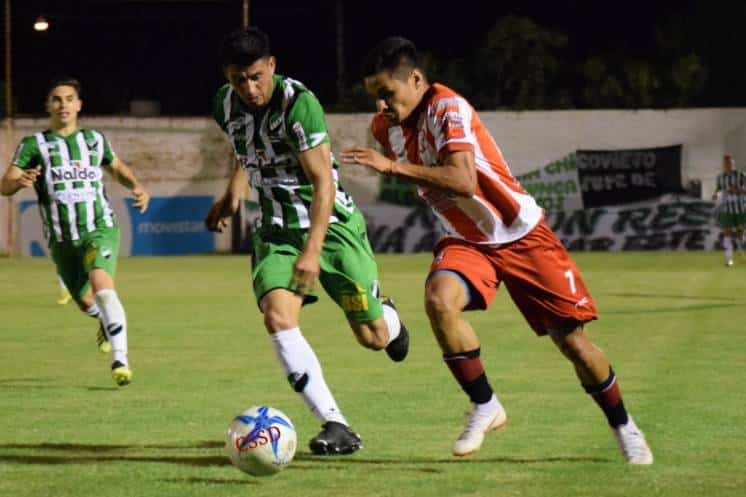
[
  {"x1": 219, "y1": 27, "x2": 271, "y2": 68},
  {"x1": 362, "y1": 36, "x2": 422, "y2": 78},
  {"x1": 47, "y1": 76, "x2": 82, "y2": 98}
]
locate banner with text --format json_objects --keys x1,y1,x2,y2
[
  {"x1": 357, "y1": 194, "x2": 720, "y2": 253},
  {"x1": 576, "y1": 145, "x2": 684, "y2": 207},
  {"x1": 516, "y1": 145, "x2": 684, "y2": 212},
  {"x1": 18, "y1": 196, "x2": 215, "y2": 256}
]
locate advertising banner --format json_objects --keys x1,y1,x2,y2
[
  {"x1": 18, "y1": 196, "x2": 215, "y2": 256},
  {"x1": 356, "y1": 195, "x2": 719, "y2": 253},
  {"x1": 576, "y1": 145, "x2": 684, "y2": 207}
]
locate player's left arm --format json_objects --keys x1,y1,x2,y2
[
  {"x1": 107, "y1": 157, "x2": 150, "y2": 213},
  {"x1": 286, "y1": 90, "x2": 335, "y2": 294},
  {"x1": 293, "y1": 143, "x2": 334, "y2": 294}
]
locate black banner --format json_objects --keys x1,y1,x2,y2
[{"x1": 576, "y1": 145, "x2": 684, "y2": 207}]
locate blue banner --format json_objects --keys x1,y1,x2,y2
[{"x1": 126, "y1": 196, "x2": 214, "y2": 255}]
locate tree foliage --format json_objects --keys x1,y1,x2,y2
[{"x1": 337, "y1": 2, "x2": 746, "y2": 111}]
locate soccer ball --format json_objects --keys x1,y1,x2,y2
[{"x1": 225, "y1": 405, "x2": 297, "y2": 477}]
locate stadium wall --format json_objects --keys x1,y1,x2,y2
[{"x1": 1, "y1": 108, "x2": 745, "y2": 255}]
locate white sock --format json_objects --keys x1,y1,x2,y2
[
  {"x1": 271, "y1": 327, "x2": 347, "y2": 426},
  {"x1": 382, "y1": 303, "x2": 401, "y2": 345},
  {"x1": 475, "y1": 394, "x2": 501, "y2": 414},
  {"x1": 85, "y1": 303, "x2": 101, "y2": 320},
  {"x1": 724, "y1": 237, "x2": 734, "y2": 262},
  {"x1": 95, "y1": 289, "x2": 128, "y2": 365},
  {"x1": 58, "y1": 275, "x2": 67, "y2": 290}
]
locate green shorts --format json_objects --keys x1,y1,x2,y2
[
  {"x1": 252, "y1": 210, "x2": 383, "y2": 323},
  {"x1": 50, "y1": 226, "x2": 120, "y2": 300},
  {"x1": 718, "y1": 212, "x2": 746, "y2": 230}
]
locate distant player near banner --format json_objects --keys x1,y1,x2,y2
[
  {"x1": 0, "y1": 76, "x2": 150, "y2": 386},
  {"x1": 342, "y1": 36, "x2": 653, "y2": 464},
  {"x1": 712, "y1": 154, "x2": 746, "y2": 266}
]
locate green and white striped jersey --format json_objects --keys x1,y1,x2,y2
[
  {"x1": 715, "y1": 170, "x2": 746, "y2": 215},
  {"x1": 12, "y1": 129, "x2": 117, "y2": 243},
  {"x1": 213, "y1": 74, "x2": 355, "y2": 230}
]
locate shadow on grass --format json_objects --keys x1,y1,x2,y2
[
  {"x1": 160, "y1": 477, "x2": 258, "y2": 485},
  {"x1": 602, "y1": 303, "x2": 738, "y2": 314},
  {"x1": 0, "y1": 378, "x2": 121, "y2": 392},
  {"x1": 603, "y1": 292, "x2": 741, "y2": 302},
  {"x1": 0, "y1": 445, "x2": 611, "y2": 470},
  {"x1": 0, "y1": 454, "x2": 229, "y2": 467},
  {"x1": 0, "y1": 441, "x2": 222, "y2": 451},
  {"x1": 294, "y1": 454, "x2": 612, "y2": 465},
  {"x1": 0, "y1": 378, "x2": 56, "y2": 389}
]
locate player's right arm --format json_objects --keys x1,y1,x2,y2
[
  {"x1": 1, "y1": 165, "x2": 41, "y2": 196},
  {"x1": 1, "y1": 137, "x2": 42, "y2": 196},
  {"x1": 205, "y1": 158, "x2": 247, "y2": 233},
  {"x1": 342, "y1": 115, "x2": 476, "y2": 197}
]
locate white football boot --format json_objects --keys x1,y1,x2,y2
[
  {"x1": 612, "y1": 416, "x2": 654, "y2": 465},
  {"x1": 452, "y1": 398, "x2": 507, "y2": 457}
]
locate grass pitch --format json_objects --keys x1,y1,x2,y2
[{"x1": 1, "y1": 252, "x2": 744, "y2": 497}]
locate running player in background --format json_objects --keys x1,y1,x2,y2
[
  {"x1": 341, "y1": 37, "x2": 653, "y2": 464},
  {"x1": 712, "y1": 154, "x2": 746, "y2": 266},
  {"x1": 57, "y1": 273, "x2": 73, "y2": 305},
  {"x1": 1, "y1": 76, "x2": 149, "y2": 386},
  {"x1": 205, "y1": 27, "x2": 409, "y2": 455}
]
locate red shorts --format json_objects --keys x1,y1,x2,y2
[{"x1": 429, "y1": 219, "x2": 598, "y2": 335}]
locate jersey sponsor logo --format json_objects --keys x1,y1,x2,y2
[
  {"x1": 53, "y1": 188, "x2": 97, "y2": 204},
  {"x1": 574, "y1": 296, "x2": 590, "y2": 308},
  {"x1": 84, "y1": 243, "x2": 99, "y2": 267},
  {"x1": 249, "y1": 170, "x2": 300, "y2": 188},
  {"x1": 340, "y1": 283, "x2": 369, "y2": 312},
  {"x1": 444, "y1": 111, "x2": 464, "y2": 128},
  {"x1": 51, "y1": 165, "x2": 103, "y2": 182}
]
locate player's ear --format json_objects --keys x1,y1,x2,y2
[
  {"x1": 412, "y1": 68, "x2": 424, "y2": 88},
  {"x1": 267, "y1": 56, "x2": 277, "y2": 73}
]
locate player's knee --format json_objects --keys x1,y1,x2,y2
[
  {"x1": 553, "y1": 328, "x2": 592, "y2": 364},
  {"x1": 263, "y1": 309, "x2": 296, "y2": 333},
  {"x1": 424, "y1": 287, "x2": 460, "y2": 322}
]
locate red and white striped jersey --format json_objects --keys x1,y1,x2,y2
[{"x1": 371, "y1": 83, "x2": 542, "y2": 245}]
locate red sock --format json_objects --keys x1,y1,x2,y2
[
  {"x1": 583, "y1": 368, "x2": 629, "y2": 427},
  {"x1": 444, "y1": 348, "x2": 493, "y2": 404}
]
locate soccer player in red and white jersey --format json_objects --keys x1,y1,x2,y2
[{"x1": 340, "y1": 37, "x2": 653, "y2": 464}]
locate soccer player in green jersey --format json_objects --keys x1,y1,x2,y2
[
  {"x1": 712, "y1": 154, "x2": 746, "y2": 266},
  {"x1": 206, "y1": 27, "x2": 409, "y2": 455},
  {"x1": 1, "y1": 77, "x2": 150, "y2": 386}
]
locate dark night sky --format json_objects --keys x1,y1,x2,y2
[{"x1": 6, "y1": 0, "x2": 693, "y2": 115}]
